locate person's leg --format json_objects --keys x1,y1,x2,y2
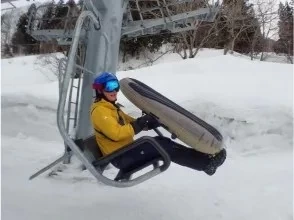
[
  {"x1": 111, "y1": 142, "x2": 161, "y2": 172},
  {"x1": 154, "y1": 136, "x2": 226, "y2": 175},
  {"x1": 203, "y1": 149, "x2": 226, "y2": 175},
  {"x1": 153, "y1": 136, "x2": 210, "y2": 171},
  {"x1": 112, "y1": 136, "x2": 226, "y2": 175}
]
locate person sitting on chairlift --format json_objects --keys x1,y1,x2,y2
[{"x1": 90, "y1": 72, "x2": 226, "y2": 176}]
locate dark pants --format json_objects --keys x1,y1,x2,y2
[{"x1": 112, "y1": 136, "x2": 210, "y2": 172}]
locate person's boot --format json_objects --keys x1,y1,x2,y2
[{"x1": 204, "y1": 149, "x2": 227, "y2": 176}]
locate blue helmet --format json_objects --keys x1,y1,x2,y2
[{"x1": 92, "y1": 72, "x2": 119, "y2": 92}]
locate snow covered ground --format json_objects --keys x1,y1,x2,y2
[{"x1": 1, "y1": 50, "x2": 293, "y2": 220}]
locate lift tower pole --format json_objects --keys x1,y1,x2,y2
[{"x1": 76, "y1": 0, "x2": 126, "y2": 140}]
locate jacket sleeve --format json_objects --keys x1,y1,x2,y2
[
  {"x1": 121, "y1": 111, "x2": 135, "y2": 124},
  {"x1": 91, "y1": 107, "x2": 135, "y2": 141}
]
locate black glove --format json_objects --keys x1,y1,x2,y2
[
  {"x1": 145, "y1": 116, "x2": 160, "y2": 130},
  {"x1": 130, "y1": 114, "x2": 160, "y2": 134}
]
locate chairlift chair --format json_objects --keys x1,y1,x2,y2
[
  {"x1": 30, "y1": 130, "x2": 171, "y2": 188},
  {"x1": 75, "y1": 134, "x2": 171, "y2": 183}
]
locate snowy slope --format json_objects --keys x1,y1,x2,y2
[{"x1": 1, "y1": 50, "x2": 293, "y2": 220}]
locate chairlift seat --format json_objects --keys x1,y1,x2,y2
[
  {"x1": 114, "y1": 157, "x2": 161, "y2": 181},
  {"x1": 75, "y1": 135, "x2": 171, "y2": 182}
]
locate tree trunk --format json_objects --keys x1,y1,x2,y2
[
  {"x1": 260, "y1": 51, "x2": 265, "y2": 61},
  {"x1": 287, "y1": 46, "x2": 293, "y2": 64},
  {"x1": 122, "y1": 50, "x2": 126, "y2": 63},
  {"x1": 224, "y1": 42, "x2": 231, "y2": 55},
  {"x1": 230, "y1": 39, "x2": 235, "y2": 54},
  {"x1": 250, "y1": 29, "x2": 259, "y2": 61}
]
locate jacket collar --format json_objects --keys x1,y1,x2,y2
[{"x1": 97, "y1": 98, "x2": 119, "y2": 110}]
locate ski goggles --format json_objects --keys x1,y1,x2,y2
[{"x1": 103, "y1": 80, "x2": 120, "y2": 92}]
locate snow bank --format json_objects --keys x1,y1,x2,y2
[{"x1": 1, "y1": 50, "x2": 293, "y2": 220}]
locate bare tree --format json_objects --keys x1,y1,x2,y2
[
  {"x1": 173, "y1": 20, "x2": 204, "y2": 59},
  {"x1": 245, "y1": 24, "x2": 262, "y2": 60},
  {"x1": 170, "y1": 0, "x2": 220, "y2": 59},
  {"x1": 222, "y1": 0, "x2": 242, "y2": 54},
  {"x1": 255, "y1": 0, "x2": 279, "y2": 61},
  {"x1": 193, "y1": 15, "x2": 230, "y2": 56},
  {"x1": 1, "y1": 12, "x2": 13, "y2": 57},
  {"x1": 222, "y1": 0, "x2": 257, "y2": 55}
]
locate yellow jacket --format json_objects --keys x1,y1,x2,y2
[{"x1": 90, "y1": 99, "x2": 135, "y2": 156}]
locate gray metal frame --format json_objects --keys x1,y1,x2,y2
[
  {"x1": 45, "y1": 8, "x2": 169, "y2": 187},
  {"x1": 27, "y1": 3, "x2": 86, "y2": 44},
  {"x1": 28, "y1": 0, "x2": 221, "y2": 187},
  {"x1": 122, "y1": 7, "x2": 219, "y2": 37}
]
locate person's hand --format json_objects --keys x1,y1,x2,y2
[
  {"x1": 139, "y1": 114, "x2": 160, "y2": 130},
  {"x1": 145, "y1": 115, "x2": 160, "y2": 130},
  {"x1": 130, "y1": 114, "x2": 160, "y2": 134}
]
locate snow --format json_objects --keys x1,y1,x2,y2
[{"x1": 1, "y1": 50, "x2": 293, "y2": 220}]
